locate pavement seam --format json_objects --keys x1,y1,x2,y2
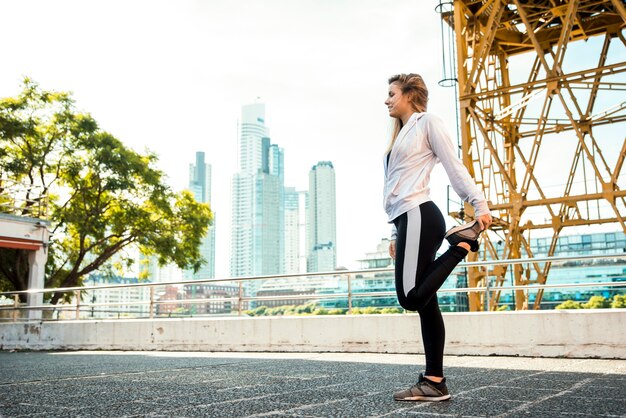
[
  {"x1": 494, "y1": 377, "x2": 594, "y2": 418},
  {"x1": 451, "y1": 370, "x2": 549, "y2": 398},
  {"x1": 373, "y1": 370, "x2": 551, "y2": 417},
  {"x1": 0, "y1": 361, "x2": 252, "y2": 387},
  {"x1": 242, "y1": 389, "x2": 393, "y2": 418},
  {"x1": 127, "y1": 378, "x2": 365, "y2": 418}
]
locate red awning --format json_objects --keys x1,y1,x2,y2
[{"x1": 0, "y1": 237, "x2": 42, "y2": 251}]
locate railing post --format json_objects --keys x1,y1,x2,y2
[
  {"x1": 74, "y1": 290, "x2": 81, "y2": 320},
  {"x1": 13, "y1": 294, "x2": 19, "y2": 322},
  {"x1": 149, "y1": 287, "x2": 155, "y2": 319},
  {"x1": 484, "y1": 276, "x2": 490, "y2": 312},
  {"x1": 347, "y1": 274, "x2": 352, "y2": 314},
  {"x1": 238, "y1": 281, "x2": 243, "y2": 316}
]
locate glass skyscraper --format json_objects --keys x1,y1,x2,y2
[
  {"x1": 187, "y1": 151, "x2": 215, "y2": 279},
  {"x1": 230, "y1": 103, "x2": 285, "y2": 279},
  {"x1": 306, "y1": 161, "x2": 337, "y2": 272},
  {"x1": 284, "y1": 187, "x2": 300, "y2": 274}
]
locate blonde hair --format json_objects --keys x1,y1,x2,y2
[{"x1": 386, "y1": 73, "x2": 429, "y2": 153}]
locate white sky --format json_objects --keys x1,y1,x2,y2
[
  {"x1": 1, "y1": 0, "x2": 462, "y2": 277},
  {"x1": 2, "y1": 1, "x2": 622, "y2": 278}
]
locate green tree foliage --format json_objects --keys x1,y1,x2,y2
[
  {"x1": 0, "y1": 79, "x2": 212, "y2": 303},
  {"x1": 611, "y1": 294, "x2": 626, "y2": 308}
]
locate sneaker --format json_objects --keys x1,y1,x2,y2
[
  {"x1": 444, "y1": 220, "x2": 482, "y2": 252},
  {"x1": 393, "y1": 373, "x2": 451, "y2": 402}
]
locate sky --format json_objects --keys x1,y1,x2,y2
[
  {"x1": 1, "y1": 0, "x2": 462, "y2": 277},
  {"x1": 2, "y1": 1, "x2": 622, "y2": 278}
]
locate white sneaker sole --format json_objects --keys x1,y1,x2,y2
[
  {"x1": 444, "y1": 220, "x2": 480, "y2": 239},
  {"x1": 395, "y1": 394, "x2": 452, "y2": 402}
]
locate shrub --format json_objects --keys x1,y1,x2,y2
[
  {"x1": 380, "y1": 307, "x2": 403, "y2": 314},
  {"x1": 582, "y1": 296, "x2": 610, "y2": 309},
  {"x1": 611, "y1": 294, "x2": 626, "y2": 309},
  {"x1": 294, "y1": 303, "x2": 316, "y2": 314},
  {"x1": 328, "y1": 308, "x2": 346, "y2": 315},
  {"x1": 555, "y1": 300, "x2": 583, "y2": 309},
  {"x1": 313, "y1": 308, "x2": 329, "y2": 315}
]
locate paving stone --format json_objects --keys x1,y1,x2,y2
[
  {"x1": 463, "y1": 386, "x2": 561, "y2": 402},
  {"x1": 527, "y1": 395, "x2": 626, "y2": 416},
  {"x1": 1, "y1": 351, "x2": 624, "y2": 417}
]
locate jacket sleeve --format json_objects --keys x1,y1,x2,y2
[
  {"x1": 425, "y1": 114, "x2": 490, "y2": 217},
  {"x1": 391, "y1": 223, "x2": 397, "y2": 240}
]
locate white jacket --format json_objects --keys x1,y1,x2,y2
[{"x1": 383, "y1": 112, "x2": 490, "y2": 239}]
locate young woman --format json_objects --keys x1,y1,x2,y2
[{"x1": 383, "y1": 73, "x2": 492, "y2": 401}]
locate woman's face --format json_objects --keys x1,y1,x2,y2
[{"x1": 385, "y1": 82, "x2": 412, "y2": 120}]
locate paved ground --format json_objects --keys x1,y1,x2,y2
[{"x1": 0, "y1": 351, "x2": 624, "y2": 418}]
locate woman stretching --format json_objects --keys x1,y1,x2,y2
[{"x1": 383, "y1": 73, "x2": 492, "y2": 402}]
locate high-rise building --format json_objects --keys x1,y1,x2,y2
[
  {"x1": 187, "y1": 151, "x2": 215, "y2": 279},
  {"x1": 306, "y1": 161, "x2": 337, "y2": 272},
  {"x1": 284, "y1": 187, "x2": 300, "y2": 274},
  {"x1": 231, "y1": 103, "x2": 285, "y2": 280}
]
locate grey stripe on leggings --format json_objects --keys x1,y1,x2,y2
[{"x1": 401, "y1": 205, "x2": 421, "y2": 296}]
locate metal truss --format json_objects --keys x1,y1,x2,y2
[{"x1": 442, "y1": 0, "x2": 626, "y2": 310}]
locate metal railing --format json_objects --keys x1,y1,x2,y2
[
  {"x1": 1, "y1": 252, "x2": 625, "y2": 321},
  {"x1": 0, "y1": 178, "x2": 48, "y2": 219}
]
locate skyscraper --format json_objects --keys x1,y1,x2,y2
[
  {"x1": 306, "y1": 161, "x2": 337, "y2": 272},
  {"x1": 188, "y1": 151, "x2": 215, "y2": 279},
  {"x1": 284, "y1": 187, "x2": 300, "y2": 274},
  {"x1": 231, "y1": 103, "x2": 284, "y2": 279}
]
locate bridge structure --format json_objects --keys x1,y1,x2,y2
[{"x1": 439, "y1": 0, "x2": 626, "y2": 310}]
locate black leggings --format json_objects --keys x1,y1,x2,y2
[{"x1": 393, "y1": 201, "x2": 468, "y2": 377}]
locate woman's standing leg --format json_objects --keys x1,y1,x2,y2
[
  {"x1": 392, "y1": 201, "x2": 467, "y2": 401},
  {"x1": 418, "y1": 297, "x2": 445, "y2": 378}
]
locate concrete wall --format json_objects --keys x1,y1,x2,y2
[{"x1": 1, "y1": 309, "x2": 624, "y2": 358}]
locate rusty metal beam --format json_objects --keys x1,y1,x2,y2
[
  {"x1": 447, "y1": 0, "x2": 626, "y2": 311},
  {"x1": 461, "y1": 62, "x2": 626, "y2": 101}
]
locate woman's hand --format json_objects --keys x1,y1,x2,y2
[
  {"x1": 389, "y1": 240, "x2": 396, "y2": 260},
  {"x1": 476, "y1": 213, "x2": 493, "y2": 231}
]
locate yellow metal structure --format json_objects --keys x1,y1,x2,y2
[{"x1": 442, "y1": 0, "x2": 626, "y2": 310}]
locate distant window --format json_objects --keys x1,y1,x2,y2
[{"x1": 582, "y1": 235, "x2": 591, "y2": 249}]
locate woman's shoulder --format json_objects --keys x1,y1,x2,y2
[{"x1": 419, "y1": 112, "x2": 443, "y2": 123}]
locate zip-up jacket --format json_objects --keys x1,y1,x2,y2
[{"x1": 383, "y1": 112, "x2": 490, "y2": 239}]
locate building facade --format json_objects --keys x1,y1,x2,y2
[
  {"x1": 230, "y1": 103, "x2": 285, "y2": 282},
  {"x1": 284, "y1": 187, "x2": 300, "y2": 274},
  {"x1": 354, "y1": 231, "x2": 626, "y2": 312},
  {"x1": 187, "y1": 151, "x2": 215, "y2": 279},
  {"x1": 306, "y1": 161, "x2": 337, "y2": 272},
  {"x1": 83, "y1": 275, "x2": 151, "y2": 319}
]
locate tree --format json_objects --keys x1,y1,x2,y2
[{"x1": 0, "y1": 79, "x2": 213, "y2": 303}]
